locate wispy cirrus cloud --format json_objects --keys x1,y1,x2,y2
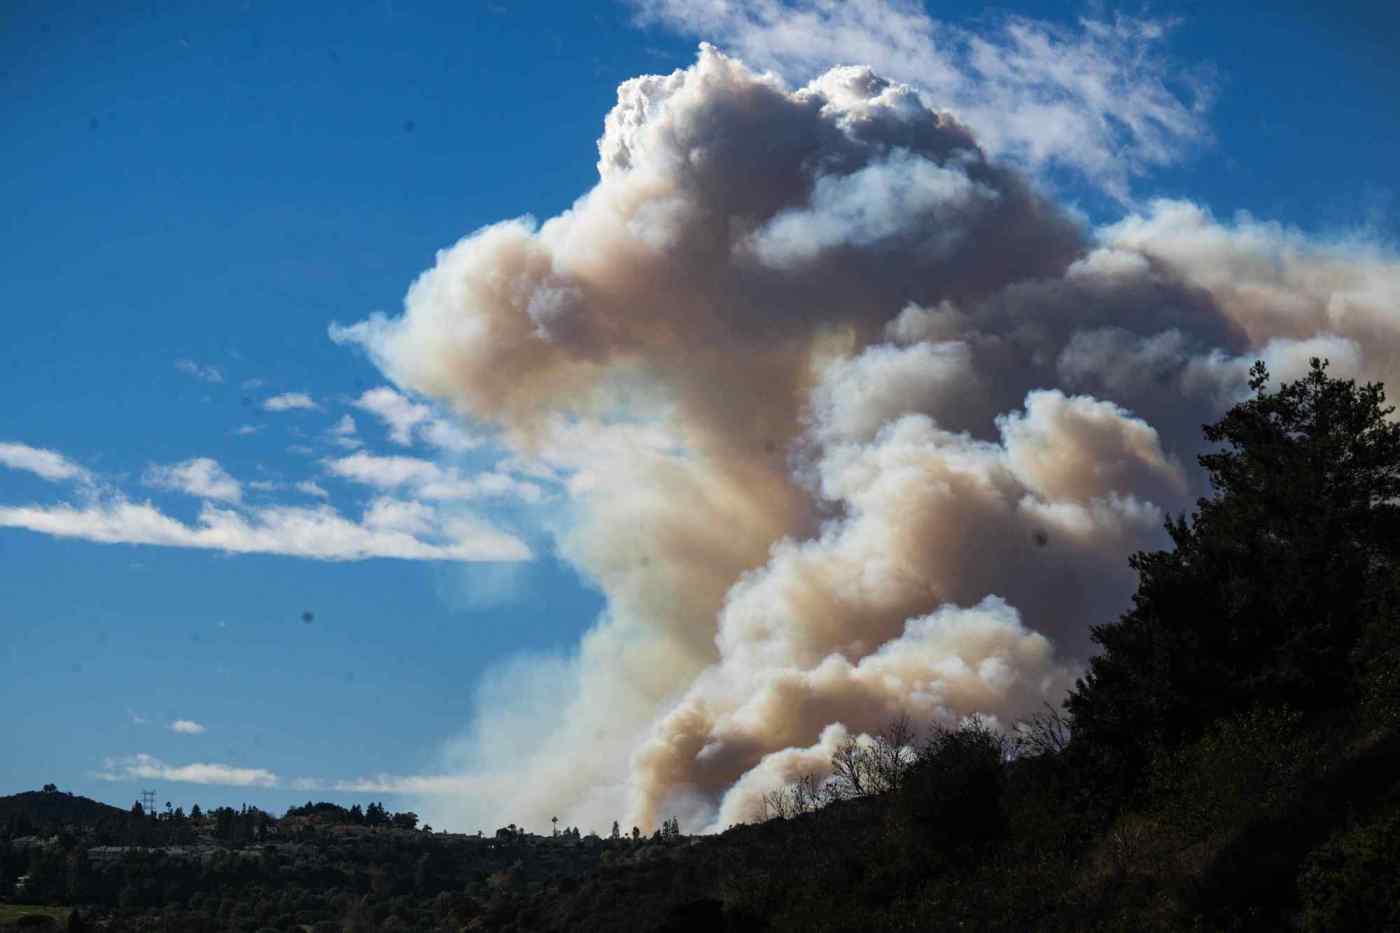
[
  {"x1": 0, "y1": 441, "x2": 94, "y2": 484},
  {"x1": 144, "y1": 457, "x2": 243, "y2": 503},
  {"x1": 174, "y1": 359, "x2": 223, "y2": 384},
  {"x1": 631, "y1": 0, "x2": 1211, "y2": 200},
  {"x1": 324, "y1": 452, "x2": 543, "y2": 503},
  {"x1": 93, "y1": 753, "x2": 490, "y2": 795},
  {"x1": 96, "y1": 754, "x2": 277, "y2": 787},
  {"x1": 0, "y1": 492, "x2": 529, "y2": 562},
  {"x1": 263, "y1": 392, "x2": 319, "y2": 412}
]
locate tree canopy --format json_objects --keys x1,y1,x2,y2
[{"x1": 1068, "y1": 359, "x2": 1400, "y2": 794}]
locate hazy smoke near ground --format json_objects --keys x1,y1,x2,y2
[{"x1": 332, "y1": 46, "x2": 1400, "y2": 833}]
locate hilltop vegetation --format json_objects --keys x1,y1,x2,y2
[
  {"x1": 0, "y1": 792, "x2": 130, "y2": 833},
  {"x1": 4, "y1": 359, "x2": 1400, "y2": 930},
  {"x1": 731, "y1": 359, "x2": 1400, "y2": 930}
]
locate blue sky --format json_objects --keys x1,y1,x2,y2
[{"x1": 2, "y1": 0, "x2": 1397, "y2": 828}]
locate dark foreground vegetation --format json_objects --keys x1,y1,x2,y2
[{"x1": 5, "y1": 359, "x2": 1400, "y2": 931}]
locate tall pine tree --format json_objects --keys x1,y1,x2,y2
[{"x1": 1068, "y1": 359, "x2": 1400, "y2": 796}]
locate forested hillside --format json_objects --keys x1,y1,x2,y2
[{"x1": 4, "y1": 359, "x2": 1399, "y2": 931}]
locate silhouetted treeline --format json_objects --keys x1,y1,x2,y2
[
  {"x1": 4, "y1": 359, "x2": 1400, "y2": 930},
  {"x1": 734, "y1": 359, "x2": 1400, "y2": 930}
]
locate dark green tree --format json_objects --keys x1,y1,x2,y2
[
  {"x1": 214, "y1": 806, "x2": 235, "y2": 840},
  {"x1": 896, "y1": 721, "x2": 1007, "y2": 866},
  {"x1": 65, "y1": 847, "x2": 92, "y2": 902},
  {"x1": 1068, "y1": 359, "x2": 1400, "y2": 796}
]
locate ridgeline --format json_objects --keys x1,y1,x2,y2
[{"x1": 5, "y1": 360, "x2": 1400, "y2": 931}]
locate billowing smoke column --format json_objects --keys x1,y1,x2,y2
[{"x1": 334, "y1": 46, "x2": 1400, "y2": 833}]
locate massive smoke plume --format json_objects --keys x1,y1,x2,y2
[{"x1": 332, "y1": 46, "x2": 1400, "y2": 833}]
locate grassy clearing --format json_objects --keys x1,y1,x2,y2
[{"x1": 0, "y1": 904, "x2": 71, "y2": 922}]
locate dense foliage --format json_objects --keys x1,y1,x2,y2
[
  {"x1": 4, "y1": 359, "x2": 1399, "y2": 931},
  {"x1": 1068, "y1": 359, "x2": 1400, "y2": 804}
]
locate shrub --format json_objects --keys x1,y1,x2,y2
[{"x1": 1299, "y1": 809, "x2": 1400, "y2": 931}]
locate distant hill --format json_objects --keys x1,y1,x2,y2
[{"x1": 0, "y1": 789, "x2": 131, "y2": 831}]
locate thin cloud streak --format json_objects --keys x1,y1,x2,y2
[
  {"x1": 0, "y1": 441, "x2": 93, "y2": 484},
  {"x1": 263, "y1": 392, "x2": 319, "y2": 412},
  {"x1": 96, "y1": 754, "x2": 277, "y2": 788},
  {"x1": 175, "y1": 359, "x2": 224, "y2": 384},
  {"x1": 93, "y1": 755, "x2": 492, "y2": 795},
  {"x1": 324, "y1": 452, "x2": 544, "y2": 503},
  {"x1": 0, "y1": 494, "x2": 530, "y2": 562}
]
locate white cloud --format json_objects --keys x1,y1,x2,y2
[
  {"x1": 233, "y1": 424, "x2": 262, "y2": 437},
  {"x1": 352, "y1": 386, "x2": 480, "y2": 451},
  {"x1": 353, "y1": 386, "x2": 430, "y2": 444},
  {"x1": 325, "y1": 414, "x2": 362, "y2": 450},
  {"x1": 96, "y1": 754, "x2": 276, "y2": 787},
  {"x1": 91, "y1": 754, "x2": 468, "y2": 795},
  {"x1": 326, "y1": 451, "x2": 439, "y2": 486},
  {"x1": 263, "y1": 392, "x2": 319, "y2": 412},
  {"x1": 94, "y1": 756, "x2": 499, "y2": 796},
  {"x1": 420, "y1": 418, "x2": 480, "y2": 452},
  {"x1": 169, "y1": 719, "x2": 207, "y2": 735},
  {"x1": 175, "y1": 359, "x2": 223, "y2": 384},
  {"x1": 144, "y1": 458, "x2": 243, "y2": 503},
  {"x1": 325, "y1": 452, "x2": 543, "y2": 503},
  {"x1": 632, "y1": 1, "x2": 1210, "y2": 199},
  {"x1": 0, "y1": 441, "x2": 93, "y2": 484},
  {"x1": 363, "y1": 496, "x2": 437, "y2": 536},
  {"x1": 296, "y1": 480, "x2": 329, "y2": 498},
  {"x1": 0, "y1": 496, "x2": 530, "y2": 562}
]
